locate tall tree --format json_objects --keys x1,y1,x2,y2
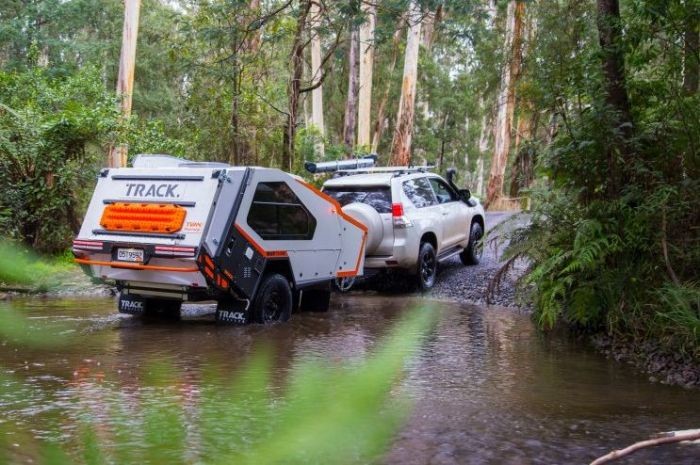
[
  {"x1": 596, "y1": 0, "x2": 633, "y2": 195},
  {"x1": 343, "y1": 25, "x2": 359, "y2": 153},
  {"x1": 371, "y1": 28, "x2": 402, "y2": 154},
  {"x1": 390, "y1": 1, "x2": 422, "y2": 166},
  {"x1": 357, "y1": 1, "x2": 376, "y2": 149},
  {"x1": 485, "y1": 0, "x2": 524, "y2": 208},
  {"x1": 109, "y1": 0, "x2": 141, "y2": 168},
  {"x1": 283, "y1": 0, "x2": 312, "y2": 171},
  {"x1": 683, "y1": 1, "x2": 699, "y2": 95},
  {"x1": 310, "y1": 0, "x2": 325, "y2": 156}
]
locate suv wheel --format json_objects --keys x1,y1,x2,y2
[
  {"x1": 252, "y1": 273, "x2": 292, "y2": 324},
  {"x1": 460, "y1": 222, "x2": 484, "y2": 266},
  {"x1": 416, "y1": 242, "x2": 437, "y2": 291}
]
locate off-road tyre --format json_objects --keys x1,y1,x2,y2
[
  {"x1": 252, "y1": 273, "x2": 292, "y2": 324},
  {"x1": 299, "y1": 288, "x2": 331, "y2": 312},
  {"x1": 416, "y1": 242, "x2": 438, "y2": 291},
  {"x1": 460, "y1": 222, "x2": 484, "y2": 266}
]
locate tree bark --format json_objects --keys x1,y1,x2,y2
[
  {"x1": 309, "y1": 0, "x2": 325, "y2": 156},
  {"x1": 476, "y1": 112, "x2": 490, "y2": 197},
  {"x1": 283, "y1": 0, "x2": 311, "y2": 171},
  {"x1": 485, "y1": 0, "x2": 524, "y2": 209},
  {"x1": 371, "y1": 28, "x2": 402, "y2": 154},
  {"x1": 343, "y1": 25, "x2": 359, "y2": 154},
  {"x1": 683, "y1": 1, "x2": 699, "y2": 95},
  {"x1": 390, "y1": 1, "x2": 422, "y2": 166},
  {"x1": 108, "y1": 0, "x2": 141, "y2": 168},
  {"x1": 357, "y1": 1, "x2": 376, "y2": 149},
  {"x1": 596, "y1": 0, "x2": 633, "y2": 194}
]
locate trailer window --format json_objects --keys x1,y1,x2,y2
[
  {"x1": 322, "y1": 186, "x2": 392, "y2": 214},
  {"x1": 247, "y1": 182, "x2": 317, "y2": 240}
]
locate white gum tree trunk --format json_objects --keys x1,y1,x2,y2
[
  {"x1": 109, "y1": 0, "x2": 141, "y2": 168},
  {"x1": 485, "y1": 0, "x2": 524, "y2": 208},
  {"x1": 357, "y1": 1, "x2": 376, "y2": 150},
  {"x1": 390, "y1": 1, "x2": 422, "y2": 166},
  {"x1": 309, "y1": 0, "x2": 325, "y2": 156}
]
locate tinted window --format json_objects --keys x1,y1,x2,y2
[
  {"x1": 403, "y1": 177, "x2": 437, "y2": 208},
  {"x1": 323, "y1": 186, "x2": 392, "y2": 214},
  {"x1": 247, "y1": 182, "x2": 316, "y2": 240},
  {"x1": 429, "y1": 178, "x2": 458, "y2": 204}
]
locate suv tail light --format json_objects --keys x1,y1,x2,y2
[{"x1": 392, "y1": 203, "x2": 413, "y2": 229}]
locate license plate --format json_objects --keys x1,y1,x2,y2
[{"x1": 116, "y1": 248, "x2": 144, "y2": 263}]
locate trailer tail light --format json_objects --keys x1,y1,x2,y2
[
  {"x1": 72, "y1": 240, "x2": 104, "y2": 252},
  {"x1": 100, "y1": 203, "x2": 186, "y2": 234},
  {"x1": 391, "y1": 203, "x2": 413, "y2": 229},
  {"x1": 154, "y1": 245, "x2": 196, "y2": 257}
]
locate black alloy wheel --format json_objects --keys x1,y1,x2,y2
[
  {"x1": 253, "y1": 273, "x2": 292, "y2": 324},
  {"x1": 417, "y1": 242, "x2": 437, "y2": 291}
]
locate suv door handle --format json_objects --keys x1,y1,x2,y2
[{"x1": 442, "y1": 212, "x2": 449, "y2": 216}]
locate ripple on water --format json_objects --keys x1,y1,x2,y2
[{"x1": 2, "y1": 295, "x2": 699, "y2": 464}]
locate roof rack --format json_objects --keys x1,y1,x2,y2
[{"x1": 332, "y1": 165, "x2": 435, "y2": 178}]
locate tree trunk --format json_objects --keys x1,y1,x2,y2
[
  {"x1": 283, "y1": 0, "x2": 311, "y2": 171},
  {"x1": 596, "y1": 0, "x2": 633, "y2": 194},
  {"x1": 237, "y1": 0, "x2": 263, "y2": 166},
  {"x1": 108, "y1": 0, "x2": 141, "y2": 168},
  {"x1": 476, "y1": 112, "x2": 490, "y2": 197},
  {"x1": 357, "y1": 1, "x2": 376, "y2": 149},
  {"x1": 343, "y1": 25, "x2": 359, "y2": 154},
  {"x1": 309, "y1": 0, "x2": 325, "y2": 156},
  {"x1": 390, "y1": 1, "x2": 422, "y2": 166},
  {"x1": 485, "y1": 0, "x2": 524, "y2": 209},
  {"x1": 371, "y1": 28, "x2": 402, "y2": 154},
  {"x1": 683, "y1": 1, "x2": 699, "y2": 95}
]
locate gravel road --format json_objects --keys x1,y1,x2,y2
[
  {"x1": 431, "y1": 211, "x2": 530, "y2": 309},
  {"x1": 352, "y1": 211, "x2": 532, "y2": 310}
]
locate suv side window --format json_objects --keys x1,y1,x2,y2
[
  {"x1": 403, "y1": 177, "x2": 437, "y2": 208},
  {"x1": 247, "y1": 182, "x2": 317, "y2": 240},
  {"x1": 429, "y1": 178, "x2": 458, "y2": 204}
]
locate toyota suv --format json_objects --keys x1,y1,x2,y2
[{"x1": 322, "y1": 167, "x2": 485, "y2": 290}]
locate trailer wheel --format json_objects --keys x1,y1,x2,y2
[
  {"x1": 299, "y1": 289, "x2": 331, "y2": 312},
  {"x1": 252, "y1": 273, "x2": 292, "y2": 324}
]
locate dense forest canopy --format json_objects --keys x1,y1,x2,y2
[{"x1": 0, "y1": 0, "x2": 698, "y2": 352}]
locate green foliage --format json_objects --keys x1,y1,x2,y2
[
  {"x1": 501, "y1": 0, "x2": 700, "y2": 355},
  {"x1": 0, "y1": 67, "x2": 119, "y2": 253}
]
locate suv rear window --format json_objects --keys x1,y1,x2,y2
[{"x1": 323, "y1": 186, "x2": 392, "y2": 214}]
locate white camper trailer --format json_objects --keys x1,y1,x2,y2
[{"x1": 73, "y1": 155, "x2": 367, "y2": 324}]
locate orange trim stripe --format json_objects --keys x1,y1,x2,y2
[
  {"x1": 74, "y1": 258, "x2": 199, "y2": 273},
  {"x1": 234, "y1": 224, "x2": 288, "y2": 258},
  {"x1": 295, "y1": 179, "x2": 368, "y2": 278}
]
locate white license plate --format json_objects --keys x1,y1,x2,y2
[{"x1": 117, "y1": 248, "x2": 144, "y2": 263}]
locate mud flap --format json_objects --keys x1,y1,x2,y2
[
  {"x1": 118, "y1": 293, "x2": 147, "y2": 315},
  {"x1": 215, "y1": 299, "x2": 250, "y2": 325}
]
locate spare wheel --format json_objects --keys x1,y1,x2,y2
[{"x1": 341, "y1": 202, "x2": 384, "y2": 255}]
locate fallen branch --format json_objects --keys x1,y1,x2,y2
[{"x1": 590, "y1": 429, "x2": 700, "y2": 465}]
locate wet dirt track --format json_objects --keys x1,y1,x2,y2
[{"x1": 1, "y1": 295, "x2": 699, "y2": 464}]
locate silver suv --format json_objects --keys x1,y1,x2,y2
[{"x1": 322, "y1": 168, "x2": 485, "y2": 290}]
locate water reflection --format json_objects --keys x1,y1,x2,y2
[{"x1": 1, "y1": 295, "x2": 698, "y2": 464}]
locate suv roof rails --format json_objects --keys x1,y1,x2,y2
[{"x1": 332, "y1": 165, "x2": 435, "y2": 178}]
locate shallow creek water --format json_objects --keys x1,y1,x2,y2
[{"x1": 1, "y1": 295, "x2": 698, "y2": 464}]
